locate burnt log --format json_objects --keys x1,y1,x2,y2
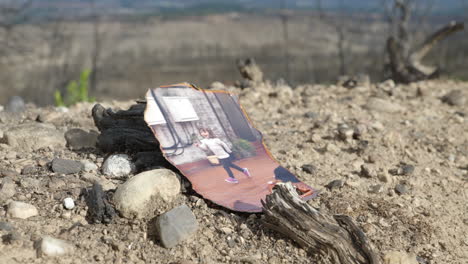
[
  {"x1": 91, "y1": 102, "x2": 172, "y2": 171},
  {"x1": 262, "y1": 182, "x2": 380, "y2": 264}
]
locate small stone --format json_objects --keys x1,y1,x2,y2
[
  {"x1": 310, "y1": 133, "x2": 321, "y2": 143},
  {"x1": 21, "y1": 165, "x2": 37, "y2": 175},
  {"x1": 7, "y1": 201, "x2": 38, "y2": 219},
  {"x1": 102, "y1": 154, "x2": 135, "y2": 178},
  {"x1": 304, "y1": 112, "x2": 319, "y2": 119},
  {"x1": 51, "y1": 158, "x2": 83, "y2": 175},
  {"x1": 360, "y1": 164, "x2": 377, "y2": 178},
  {"x1": 401, "y1": 164, "x2": 415, "y2": 176},
  {"x1": 368, "y1": 184, "x2": 384, "y2": 194},
  {"x1": 64, "y1": 128, "x2": 98, "y2": 150},
  {"x1": 81, "y1": 160, "x2": 98, "y2": 172},
  {"x1": 301, "y1": 164, "x2": 316, "y2": 174},
  {"x1": 220, "y1": 227, "x2": 233, "y2": 235},
  {"x1": 395, "y1": 184, "x2": 409, "y2": 195},
  {"x1": 378, "y1": 172, "x2": 392, "y2": 183},
  {"x1": 441, "y1": 90, "x2": 466, "y2": 106},
  {"x1": 209, "y1": 81, "x2": 225, "y2": 90},
  {"x1": 156, "y1": 204, "x2": 198, "y2": 248},
  {"x1": 36, "y1": 236, "x2": 74, "y2": 257},
  {"x1": 0, "y1": 177, "x2": 16, "y2": 203},
  {"x1": 63, "y1": 197, "x2": 75, "y2": 210},
  {"x1": 113, "y1": 169, "x2": 180, "y2": 219},
  {"x1": 0, "y1": 221, "x2": 14, "y2": 231},
  {"x1": 325, "y1": 179, "x2": 344, "y2": 190},
  {"x1": 5, "y1": 96, "x2": 25, "y2": 113}
]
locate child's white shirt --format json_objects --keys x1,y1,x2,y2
[{"x1": 199, "y1": 138, "x2": 232, "y2": 159}]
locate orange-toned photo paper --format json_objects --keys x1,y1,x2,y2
[{"x1": 144, "y1": 83, "x2": 316, "y2": 212}]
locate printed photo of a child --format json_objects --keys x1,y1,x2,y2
[
  {"x1": 195, "y1": 128, "x2": 251, "y2": 183},
  {"x1": 144, "y1": 83, "x2": 316, "y2": 212}
]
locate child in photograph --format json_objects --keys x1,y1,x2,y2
[{"x1": 195, "y1": 128, "x2": 251, "y2": 183}]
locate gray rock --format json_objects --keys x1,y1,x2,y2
[
  {"x1": 395, "y1": 184, "x2": 409, "y2": 195},
  {"x1": 325, "y1": 179, "x2": 344, "y2": 190},
  {"x1": 51, "y1": 158, "x2": 83, "y2": 175},
  {"x1": 301, "y1": 164, "x2": 316, "y2": 174},
  {"x1": 114, "y1": 169, "x2": 181, "y2": 219},
  {"x1": 4, "y1": 123, "x2": 66, "y2": 151},
  {"x1": 7, "y1": 201, "x2": 38, "y2": 219},
  {"x1": 368, "y1": 184, "x2": 384, "y2": 194},
  {"x1": 156, "y1": 204, "x2": 198, "y2": 248},
  {"x1": 5, "y1": 96, "x2": 25, "y2": 113},
  {"x1": 364, "y1": 98, "x2": 405, "y2": 113},
  {"x1": 102, "y1": 154, "x2": 135, "y2": 178},
  {"x1": 0, "y1": 221, "x2": 13, "y2": 231},
  {"x1": 441, "y1": 90, "x2": 466, "y2": 106},
  {"x1": 0, "y1": 177, "x2": 16, "y2": 204},
  {"x1": 401, "y1": 164, "x2": 415, "y2": 176},
  {"x1": 36, "y1": 236, "x2": 74, "y2": 257},
  {"x1": 2, "y1": 231, "x2": 21, "y2": 244},
  {"x1": 64, "y1": 128, "x2": 98, "y2": 150}
]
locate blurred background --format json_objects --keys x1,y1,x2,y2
[{"x1": 0, "y1": 0, "x2": 466, "y2": 105}]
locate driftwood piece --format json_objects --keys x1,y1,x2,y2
[
  {"x1": 262, "y1": 183, "x2": 380, "y2": 264},
  {"x1": 91, "y1": 102, "x2": 171, "y2": 171},
  {"x1": 387, "y1": 21, "x2": 464, "y2": 83}
]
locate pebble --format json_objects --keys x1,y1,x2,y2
[
  {"x1": 325, "y1": 179, "x2": 344, "y2": 190},
  {"x1": 81, "y1": 160, "x2": 98, "y2": 172},
  {"x1": 156, "y1": 204, "x2": 199, "y2": 248},
  {"x1": 63, "y1": 197, "x2": 75, "y2": 210},
  {"x1": 441, "y1": 90, "x2": 466, "y2": 106},
  {"x1": 400, "y1": 164, "x2": 415, "y2": 176},
  {"x1": 395, "y1": 184, "x2": 409, "y2": 195},
  {"x1": 113, "y1": 169, "x2": 181, "y2": 219},
  {"x1": 378, "y1": 172, "x2": 392, "y2": 183},
  {"x1": 301, "y1": 164, "x2": 316, "y2": 174},
  {"x1": 0, "y1": 177, "x2": 17, "y2": 203},
  {"x1": 64, "y1": 128, "x2": 98, "y2": 150},
  {"x1": 36, "y1": 236, "x2": 74, "y2": 257},
  {"x1": 0, "y1": 221, "x2": 14, "y2": 231},
  {"x1": 5, "y1": 96, "x2": 25, "y2": 113},
  {"x1": 102, "y1": 154, "x2": 135, "y2": 178},
  {"x1": 7, "y1": 201, "x2": 39, "y2": 219},
  {"x1": 51, "y1": 158, "x2": 83, "y2": 175},
  {"x1": 220, "y1": 227, "x2": 233, "y2": 235},
  {"x1": 368, "y1": 184, "x2": 384, "y2": 194},
  {"x1": 360, "y1": 164, "x2": 377, "y2": 178}
]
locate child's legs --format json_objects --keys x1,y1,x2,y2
[
  {"x1": 219, "y1": 158, "x2": 235, "y2": 179},
  {"x1": 226, "y1": 157, "x2": 244, "y2": 172}
]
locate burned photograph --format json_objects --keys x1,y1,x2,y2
[{"x1": 144, "y1": 83, "x2": 316, "y2": 212}]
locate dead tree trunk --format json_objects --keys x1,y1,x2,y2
[
  {"x1": 262, "y1": 182, "x2": 380, "y2": 264},
  {"x1": 386, "y1": 1, "x2": 464, "y2": 83}
]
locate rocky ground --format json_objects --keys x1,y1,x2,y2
[{"x1": 0, "y1": 79, "x2": 467, "y2": 264}]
